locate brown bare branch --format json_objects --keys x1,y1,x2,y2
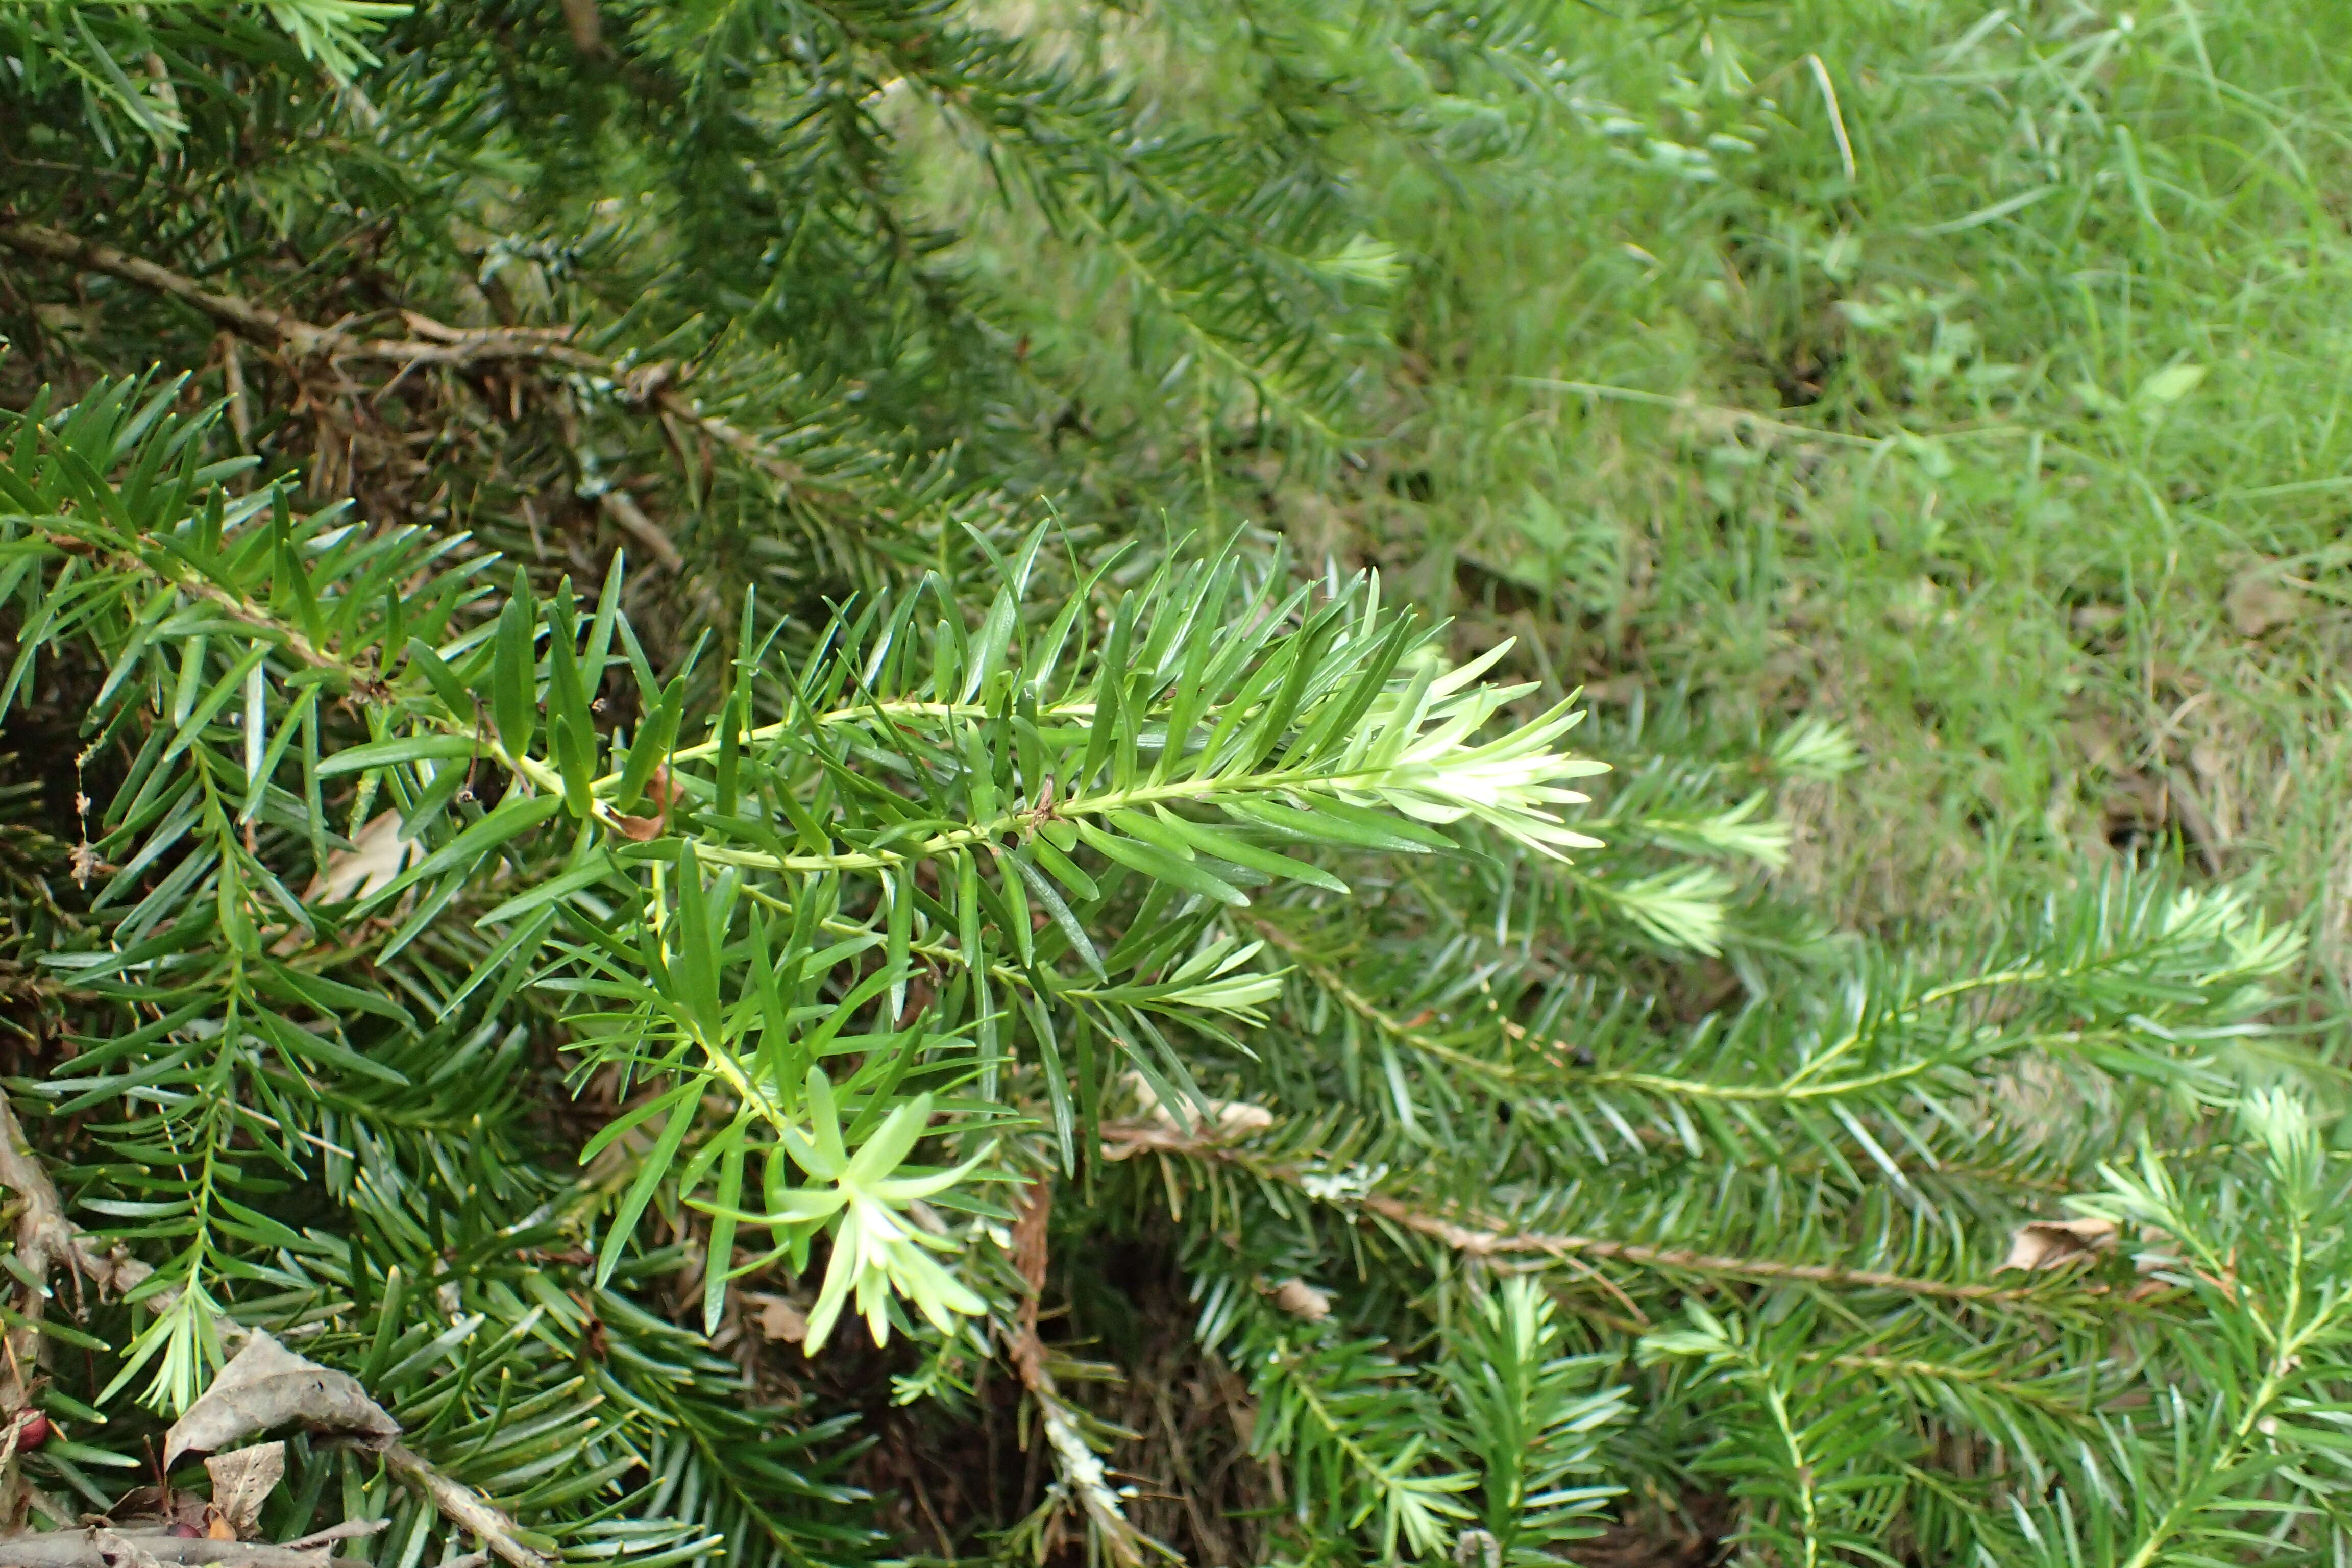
[
  {"x1": 0, "y1": 1091, "x2": 152, "y2": 1414},
  {"x1": 0, "y1": 225, "x2": 332, "y2": 355},
  {"x1": 380, "y1": 1446, "x2": 552, "y2": 1568},
  {"x1": 0, "y1": 1533, "x2": 364, "y2": 1568},
  {"x1": 997, "y1": 1180, "x2": 1156, "y2": 1568},
  {"x1": 597, "y1": 490, "x2": 685, "y2": 574},
  {"x1": 1100, "y1": 1122, "x2": 2106, "y2": 1309},
  {"x1": 0, "y1": 221, "x2": 830, "y2": 514},
  {"x1": 558, "y1": 0, "x2": 604, "y2": 54}
]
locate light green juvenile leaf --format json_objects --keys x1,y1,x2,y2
[
  {"x1": 1227, "y1": 796, "x2": 1455, "y2": 854},
  {"x1": 317, "y1": 733, "x2": 479, "y2": 777},
  {"x1": 782, "y1": 1068, "x2": 851, "y2": 1181},
  {"x1": 614, "y1": 675, "x2": 685, "y2": 812},
  {"x1": 492, "y1": 571, "x2": 537, "y2": 757},
  {"x1": 1028, "y1": 832, "x2": 1099, "y2": 902},
  {"x1": 597, "y1": 1080, "x2": 708, "y2": 1287},
  {"x1": 1076, "y1": 818, "x2": 1249, "y2": 906},
  {"x1": 1153, "y1": 806, "x2": 1350, "y2": 894},
  {"x1": 842, "y1": 1094, "x2": 934, "y2": 1188},
  {"x1": 1008, "y1": 848, "x2": 1106, "y2": 979},
  {"x1": 403, "y1": 636, "x2": 475, "y2": 716},
  {"x1": 2133, "y1": 363, "x2": 2207, "y2": 407},
  {"x1": 474, "y1": 859, "x2": 619, "y2": 927},
  {"x1": 546, "y1": 593, "x2": 598, "y2": 817}
]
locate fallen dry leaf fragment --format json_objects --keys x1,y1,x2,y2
[
  {"x1": 106, "y1": 1484, "x2": 207, "y2": 1532},
  {"x1": 1999, "y1": 1216, "x2": 2117, "y2": 1273},
  {"x1": 1124, "y1": 1071, "x2": 1273, "y2": 1140},
  {"x1": 303, "y1": 811, "x2": 421, "y2": 904},
  {"x1": 164, "y1": 1331, "x2": 401, "y2": 1467},
  {"x1": 643, "y1": 765, "x2": 687, "y2": 812},
  {"x1": 1270, "y1": 1279, "x2": 1332, "y2": 1322},
  {"x1": 746, "y1": 1293, "x2": 809, "y2": 1344},
  {"x1": 93, "y1": 1529, "x2": 170, "y2": 1568},
  {"x1": 204, "y1": 1439, "x2": 286, "y2": 1536},
  {"x1": 2226, "y1": 566, "x2": 2303, "y2": 639}
]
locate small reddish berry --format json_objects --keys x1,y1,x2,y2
[
  {"x1": 167, "y1": 1523, "x2": 203, "y2": 1540},
  {"x1": 12, "y1": 1410, "x2": 48, "y2": 1449}
]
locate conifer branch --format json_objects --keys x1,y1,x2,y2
[
  {"x1": 380, "y1": 1446, "x2": 553, "y2": 1568},
  {"x1": 1000, "y1": 1182, "x2": 1157, "y2": 1567},
  {"x1": 0, "y1": 1090, "x2": 151, "y2": 1413},
  {"x1": 0, "y1": 1089, "x2": 545, "y2": 1568},
  {"x1": 1101, "y1": 1124, "x2": 2104, "y2": 1308},
  {"x1": 0, "y1": 224, "x2": 336, "y2": 354},
  {"x1": 2, "y1": 10, "x2": 2328, "y2": 1560},
  {"x1": 0, "y1": 223, "x2": 841, "y2": 504}
]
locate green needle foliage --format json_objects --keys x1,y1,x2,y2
[{"x1": 2, "y1": 4, "x2": 2348, "y2": 1568}]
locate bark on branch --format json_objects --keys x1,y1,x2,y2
[
  {"x1": 0, "y1": 226, "x2": 333, "y2": 355},
  {"x1": 0, "y1": 1534, "x2": 364, "y2": 1568},
  {"x1": 0, "y1": 1094, "x2": 151, "y2": 1414},
  {"x1": 1099, "y1": 1122, "x2": 2104, "y2": 1309},
  {"x1": 0, "y1": 221, "x2": 830, "y2": 511},
  {"x1": 999, "y1": 1181, "x2": 1152, "y2": 1567},
  {"x1": 379, "y1": 1447, "x2": 548, "y2": 1568}
]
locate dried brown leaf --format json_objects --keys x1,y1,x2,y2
[
  {"x1": 2070, "y1": 603, "x2": 2125, "y2": 636},
  {"x1": 1270, "y1": 1279, "x2": 1332, "y2": 1322},
  {"x1": 2226, "y1": 566, "x2": 2303, "y2": 639},
  {"x1": 1125, "y1": 1071, "x2": 1273, "y2": 1140},
  {"x1": 746, "y1": 1293, "x2": 808, "y2": 1344},
  {"x1": 2065, "y1": 712, "x2": 2125, "y2": 775},
  {"x1": 302, "y1": 812, "x2": 420, "y2": 904},
  {"x1": 164, "y1": 1332, "x2": 401, "y2": 1468},
  {"x1": 204, "y1": 1440, "x2": 286, "y2": 1536},
  {"x1": 1999, "y1": 1216, "x2": 2117, "y2": 1273},
  {"x1": 106, "y1": 1485, "x2": 208, "y2": 1531}
]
